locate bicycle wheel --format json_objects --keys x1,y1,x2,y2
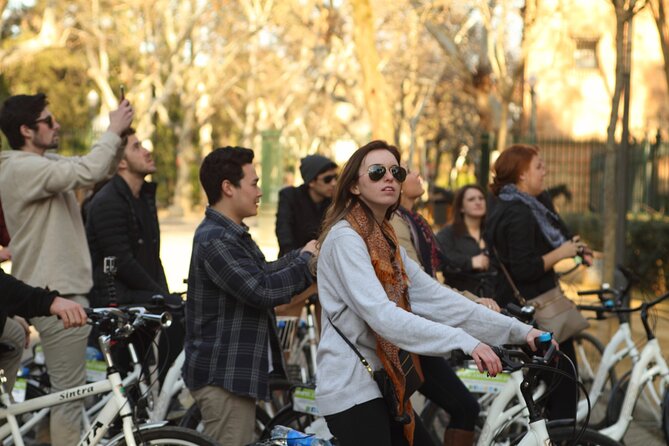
[
  {"x1": 548, "y1": 425, "x2": 621, "y2": 445},
  {"x1": 109, "y1": 426, "x2": 218, "y2": 445},
  {"x1": 607, "y1": 369, "x2": 668, "y2": 436},
  {"x1": 574, "y1": 332, "x2": 615, "y2": 428},
  {"x1": 574, "y1": 332, "x2": 616, "y2": 393}
]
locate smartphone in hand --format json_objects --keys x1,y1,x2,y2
[{"x1": 120, "y1": 85, "x2": 125, "y2": 102}]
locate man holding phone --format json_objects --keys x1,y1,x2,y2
[{"x1": 0, "y1": 93, "x2": 133, "y2": 445}]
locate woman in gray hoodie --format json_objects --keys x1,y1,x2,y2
[{"x1": 315, "y1": 140, "x2": 548, "y2": 446}]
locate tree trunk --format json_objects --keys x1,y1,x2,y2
[
  {"x1": 603, "y1": 4, "x2": 627, "y2": 285},
  {"x1": 650, "y1": 0, "x2": 669, "y2": 94},
  {"x1": 350, "y1": 0, "x2": 394, "y2": 141},
  {"x1": 170, "y1": 106, "x2": 197, "y2": 216}
]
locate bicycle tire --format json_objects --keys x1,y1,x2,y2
[
  {"x1": 547, "y1": 425, "x2": 621, "y2": 445},
  {"x1": 573, "y1": 332, "x2": 615, "y2": 428},
  {"x1": 109, "y1": 426, "x2": 218, "y2": 445},
  {"x1": 607, "y1": 368, "x2": 668, "y2": 434},
  {"x1": 574, "y1": 332, "x2": 617, "y2": 391}
]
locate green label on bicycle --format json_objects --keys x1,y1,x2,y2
[
  {"x1": 293, "y1": 386, "x2": 320, "y2": 416},
  {"x1": 86, "y1": 360, "x2": 107, "y2": 382},
  {"x1": 456, "y1": 368, "x2": 510, "y2": 394},
  {"x1": 12, "y1": 378, "x2": 27, "y2": 403}
]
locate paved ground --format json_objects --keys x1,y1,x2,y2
[{"x1": 161, "y1": 206, "x2": 668, "y2": 445}]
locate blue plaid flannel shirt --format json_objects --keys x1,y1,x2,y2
[{"x1": 183, "y1": 207, "x2": 314, "y2": 400}]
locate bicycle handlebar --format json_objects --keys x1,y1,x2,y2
[{"x1": 86, "y1": 306, "x2": 172, "y2": 339}]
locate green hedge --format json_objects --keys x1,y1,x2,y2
[{"x1": 562, "y1": 212, "x2": 669, "y2": 293}]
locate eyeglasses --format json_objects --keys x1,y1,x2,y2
[
  {"x1": 362, "y1": 164, "x2": 407, "y2": 183},
  {"x1": 321, "y1": 174, "x2": 338, "y2": 184},
  {"x1": 33, "y1": 115, "x2": 54, "y2": 129}
]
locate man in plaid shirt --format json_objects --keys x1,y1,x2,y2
[{"x1": 184, "y1": 146, "x2": 318, "y2": 446}]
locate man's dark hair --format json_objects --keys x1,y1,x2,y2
[
  {"x1": 200, "y1": 146, "x2": 255, "y2": 205},
  {"x1": 120, "y1": 127, "x2": 136, "y2": 151},
  {"x1": 0, "y1": 94, "x2": 49, "y2": 150}
]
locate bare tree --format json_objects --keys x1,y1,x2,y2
[
  {"x1": 602, "y1": 0, "x2": 646, "y2": 284},
  {"x1": 350, "y1": 0, "x2": 394, "y2": 140},
  {"x1": 649, "y1": 0, "x2": 669, "y2": 92}
]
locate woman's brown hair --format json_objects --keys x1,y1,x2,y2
[
  {"x1": 451, "y1": 184, "x2": 486, "y2": 237},
  {"x1": 317, "y1": 140, "x2": 402, "y2": 247},
  {"x1": 489, "y1": 144, "x2": 539, "y2": 196}
]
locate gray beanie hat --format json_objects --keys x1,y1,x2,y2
[{"x1": 300, "y1": 154, "x2": 337, "y2": 184}]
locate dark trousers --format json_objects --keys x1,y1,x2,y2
[
  {"x1": 325, "y1": 398, "x2": 436, "y2": 446},
  {"x1": 419, "y1": 355, "x2": 480, "y2": 430},
  {"x1": 545, "y1": 338, "x2": 578, "y2": 420}
]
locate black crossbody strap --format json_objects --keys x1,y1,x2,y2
[
  {"x1": 493, "y1": 246, "x2": 527, "y2": 305},
  {"x1": 327, "y1": 316, "x2": 374, "y2": 377}
]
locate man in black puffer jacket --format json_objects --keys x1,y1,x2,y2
[
  {"x1": 0, "y1": 267, "x2": 86, "y2": 392},
  {"x1": 85, "y1": 128, "x2": 168, "y2": 307},
  {"x1": 85, "y1": 128, "x2": 182, "y2": 381}
]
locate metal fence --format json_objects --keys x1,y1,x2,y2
[{"x1": 521, "y1": 135, "x2": 669, "y2": 216}]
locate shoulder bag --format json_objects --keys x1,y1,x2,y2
[
  {"x1": 327, "y1": 317, "x2": 421, "y2": 424},
  {"x1": 494, "y1": 247, "x2": 589, "y2": 342}
]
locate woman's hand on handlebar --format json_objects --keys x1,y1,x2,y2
[
  {"x1": 525, "y1": 328, "x2": 558, "y2": 351},
  {"x1": 471, "y1": 343, "x2": 502, "y2": 377}
]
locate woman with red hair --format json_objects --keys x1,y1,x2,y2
[{"x1": 485, "y1": 144, "x2": 592, "y2": 420}]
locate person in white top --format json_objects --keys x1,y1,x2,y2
[{"x1": 315, "y1": 140, "x2": 549, "y2": 446}]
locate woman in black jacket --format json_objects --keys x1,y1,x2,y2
[
  {"x1": 437, "y1": 184, "x2": 496, "y2": 297},
  {"x1": 485, "y1": 144, "x2": 592, "y2": 420}
]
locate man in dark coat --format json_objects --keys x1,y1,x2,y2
[
  {"x1": 85, "y1": 128, "x2": 180, "y2": 379},
  {"x1": 85, "y1": 128, "x2": 168, "y2": 306},
  {"x1": 275, "y1": 154, "x2": 337, "y2": 257}
]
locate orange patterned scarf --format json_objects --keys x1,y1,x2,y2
[{"x1": 345, "y1": 202, "x2": 424, "y2": 445}]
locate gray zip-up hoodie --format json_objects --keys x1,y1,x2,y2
[
  {"x1": 315, "y1": 220, "x2": 533, "y2": 416},
  {"x1": 0, "y1": 131, "x2": 122, "y2": 294}
]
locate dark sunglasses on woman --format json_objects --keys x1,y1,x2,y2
[{"x1": 363, "y1": 164, "x2": 407, "y2": 183}]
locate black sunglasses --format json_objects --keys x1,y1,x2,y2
[
  {"x1": 33, "y1": 115, "x2": 54, "y2": 129},
  {"x1": 321, "y1": 174, "x2": 338, "y2": 184},
  {"x1": 362, "y1": 164, "x2": 407, "y2": 183}
]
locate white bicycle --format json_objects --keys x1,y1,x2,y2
[
  {"x1": 487, "y1": 338, "x2": 621, "y2": 446},
  {"x1": 0, "y1": 307, "x2": 216, "y2": 446},
  {"x1": 582, "y1": 291, "x2": 669, "y2": 443}
]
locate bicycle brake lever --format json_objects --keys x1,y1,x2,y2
[{"x1": 491, "y1": 346, "x2": 526, "y2": 372}]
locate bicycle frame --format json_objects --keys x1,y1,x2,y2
[
  {"x1": 0, "y1": 335, "x2": 143, "y2": 446},
  {"x1": 477, "y1": 370, "x2": 546, "y2": 446},
  {"x1": 576, "y1": 321, "x2": 640, "y2": 422},
  {"x1": 599, "y1": 337, "x2": 669, "y2": 441}
]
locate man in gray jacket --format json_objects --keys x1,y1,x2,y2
[{"x1": 0, "y1": 93, "x2": 133, "y2": 445}]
